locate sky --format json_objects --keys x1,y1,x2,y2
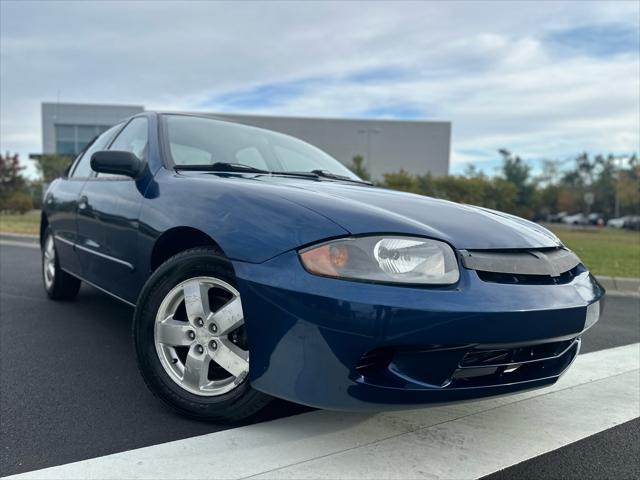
[{"x1": 1, "y1": 0, "x2": 639, "y2": 178}]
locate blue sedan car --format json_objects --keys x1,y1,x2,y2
[{"x1": 41, "y1": 112, "x2": 604, "y2": 421}]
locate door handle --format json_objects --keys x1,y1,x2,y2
[{"x1": 78, "y1": 196, "x2": 88, "y2": 210}]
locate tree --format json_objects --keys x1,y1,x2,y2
[
  {"x1": 415, "y1": 172, "x2": 435, "y2": 197},
  {"x1": 378, "y1": 168, "x2": 519, "y2": 215},
  {"x1": 348, "y1": 154, "x2": 371, "y2": 181},
  {"x1": 33, "y1": 154, "x2": 74, "y2": 183},
  {"x1": 537, "y1": 159, "x2": 562, "y2": 186},
  {"x1": 463, "y1": 164, "x2": 485, "y2": 179},
  {"x1": 499, "y1": 149, "x2": 530, "y2": 187},
  {"x1": 1, "y1": 152, "x2": 25, "y2": 190},
  {"x1": 0, "y1": 152, "x2": 27, "y2": 209},
  {"x1": 361, "y1": 149, "x2": 638, "y2": 221},
  {"x1": 590, "y1": 155, "x2": 617, "y2": 217},
  {"x1": 430, "y1": 176, "x2": 488, "y2": 205},
  {"x1": 28, "y1": 180, "x2": 44, "y2": 210},
  {"x1": 487, "y1": 178, "x2": 518, "y2": 214},
  {"x1": 535, "y1": 184, "x2": 561, "y2": 219},
  {"x1": 499, "y1": 149, "x2": 535, "y2": 218},
  {"x1": 576, "y1": 153, "x2": 597, "y2": 186},
  {"x1": 617, "y1": 166, "x2": 640, "y2": 215}
]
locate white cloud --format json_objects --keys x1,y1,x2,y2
[{"x1": 1, "y1": 0, "x2": 638, "y2": 178}]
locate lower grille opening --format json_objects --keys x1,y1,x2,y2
[
  {"x1": 355, "y1": 348, "x2": 394, "y2": 377},
  {"x1": 354, "y1": 338, "x2": 579, "y2": 389},
  {"x1": 451, "y1": 339, "x2": 579, "y2": 387},
  {"x1": 460, "y1": 339, "x2": 575, "y2": 367}
]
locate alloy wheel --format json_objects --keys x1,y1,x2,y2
[
  {"x1": 43, "y1": 234, "x2": 56, "y2": 290},
  {"x1": 154, "y1": 276, "x2": 249, "y2": 396}
]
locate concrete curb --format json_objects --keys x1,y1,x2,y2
[
  {"x1": 597, "y1": 276, "x2": 640, "y2": 298},
  {"x1": 0, "y1": 232, "x2": 39, "y2": 245},
  {"x1": 1, "y1": 231, "x2": 639, "y2": 297}
]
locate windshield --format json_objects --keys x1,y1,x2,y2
[{"x1": 162, "y1": 114, "x2": 361, "y2": 180}]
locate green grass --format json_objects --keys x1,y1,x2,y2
[
  {"x1": 548, "y1": 224, "x2": 640, "y2": 278},
  {"x1": 0, "y1": 211, "x2": 40, "y2": 235},
  {"x1": 1, "y1": 211, "x2": 638, "y2": 277}
]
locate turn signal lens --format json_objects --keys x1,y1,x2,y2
[
  {"x1": 300, "y1": 245, "x2": 336, "y2": 276},
  {"x1": 330, "y1": 244, "x2": 349, "y2": 268},
  {"x1": 299, "y1": 236, "x2": 459, "y2": 285},
  {"x1": 299, "y1": 244, "x2": 350, "y2": 276}
]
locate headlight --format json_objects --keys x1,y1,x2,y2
[
  {"x1": 585, "y1": 301, "x2": 600, "y2": 330},
  {"x1": 299, "y1": 235, "x2": 459, "y2": 285}
]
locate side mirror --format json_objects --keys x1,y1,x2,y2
[{"x1": 91, "y1": 151, "x2": 145, "y2": 179}]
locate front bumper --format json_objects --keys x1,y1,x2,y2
[{"x1": 233, "y1": 250, "x2": 604, "y2": 410}]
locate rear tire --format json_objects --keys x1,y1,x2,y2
[
  {"x1": 133, "y1": 247, "x2": 272, "y2": 422},
  {"x1": 42, "y1": 228, "x2": 81, "y2": 301}
]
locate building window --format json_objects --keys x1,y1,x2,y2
[{"x1": 54, "y1": 124, "x2": 112, "y2": 155}]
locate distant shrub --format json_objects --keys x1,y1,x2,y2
[
  {"x1": 2, "y1": 191, "x2": 33, "y2": 214},
  {"x1": 348, "y1": 155, "x2": 372, "y2": 181}
]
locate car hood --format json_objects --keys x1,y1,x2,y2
[
  {"x1": 256, "y1": 176, "x2": 563, "y2": 250},
  {"x1": 192, "y1": 172, "x2": 561, "y2": 250}
]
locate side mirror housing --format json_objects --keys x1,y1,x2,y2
[{"x1": 91, "y1": 151, "x2": 145, "y2": 179}]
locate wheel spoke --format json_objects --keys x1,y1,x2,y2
[
  {"x1": 211, "y1": 297, "x2": 243, "y2": 335},
  {"x1": 183, "y1": 279, "x2": 210, "y2": 323},
  {"x1": 213, "y1": 338, "x2": 249, "y2": 378},
  {"x1": 183, "y1": 344, "x2": 211, "y2": 389},
  {"x1": 156, "y1": 318, "x2": 193, "y2": 346}
]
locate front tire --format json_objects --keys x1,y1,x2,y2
[
  {"x1": 42, "y1": 229, "x2": 81, "y2": 301},
  {"x1": 133, "y1": 247, "x2": 271, "y2": 422}
]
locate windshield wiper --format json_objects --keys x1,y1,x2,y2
[
  {"x1": 174, "y1": 162, "x2": 270, "y2": 174},
  {"x1": 174, "y1": 164, "x2": 372, "y2": 185},
  {"x1": 310, "y1": 169, "x2": 372, "y2": 185},
  {"x1": 273, "y1": 169, "x2": 371, "y2": 184}
]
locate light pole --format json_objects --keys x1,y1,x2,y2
[{"x1": 357, "y1": 127, "x2": 381, "y2": 169}]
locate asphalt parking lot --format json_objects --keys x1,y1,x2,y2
[{"x1": 1, "y1": 242, "x2": 638, "y2": 478}]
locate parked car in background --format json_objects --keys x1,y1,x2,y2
[
  {"x1": 607, "y1": 216, "x2": 629, "y2": 229},
  {"x1": 607, "y1": 216, "x2": 640, "y2": 230},
  {"x1": 562, "y1": 213, "x2": 588, "y2": 225},
  {"x1": 623, "y1": 216, "x2": 640, "y2": 230},
  {"x1": 587, "y1": 213, "x2": 605, "y2": 226},
  {"x1": 40, "y1": 112, "x2": 604, "y2": 422},
  {"x1": 549, "y1": 211, "x2": 568, "y2": 223}
]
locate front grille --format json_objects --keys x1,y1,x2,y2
[
  {"x1": 460, "y1": 247, "x2": 580, "y2": 275},
  {"x1": 476, "y1": 265, "x2": 584, "y2": 285},
  {"x1": 459, "y1": 247, "x2": 584, "y2": 285}
]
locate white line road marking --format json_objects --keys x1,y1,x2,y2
[
  {"x1": 5, "y1": 343, "x2": 639, "y2": 480},
  {"x1": 258, "y1": 371, "x2": 638, "y2": 480}
]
